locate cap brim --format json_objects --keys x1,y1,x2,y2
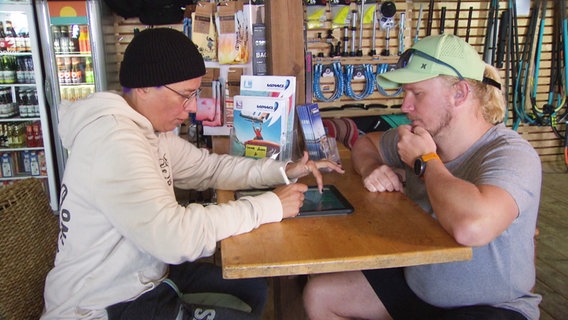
[{"x1": 376, "y1": 68, "x2": 438, "y2": 89}]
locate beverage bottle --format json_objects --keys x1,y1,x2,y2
[
  {"x1": 29, "y1": 89, "x2": 39, "y2": 117},
  {"x1": 18, "y1": 88, "x2": 29, "y2": 117},
  {"x1": 0, "y1": 22, "x2": 6, "y2": 52},
  {"x1": 1, "y1": 153, "x2": 13, "y2": 177},
  {"x1": 25, "y1": 124, "x2": 35, "y2": 147},
  {"x1": 2, "y1": 56, "x2": 15, "y2": 84},
  {"x1": 33, "y1": 122, "x2": 43, "y2": 147},
  {"x1": 0, "y1": 56, "x2": 4, "y2": 84},
  {"x1": 16, "y1": 31, "x2": 25, "y2": 53},
  {"x1": 38, "y1": 151, "x2": 47, "y2": 176},
  {"x1": 78, "y1": 25, "x2": 90, "y2": 53},
  {"x1": 60, "y1": 26, "x2": 70, "y2": 53},
  {"x1": 56, "y1": 57, "x2": 65, "y2": 84},
  {"x1": 63, "y1": 57, "x2": 72, "y2": 84},
  {"x1": 71, "y1": 57, "x2": 82, "y2": 84},
  {"x1": 15, "y1": 57, "x2": 25, "y2": 84},
  {"x1": 23, "y1": 32, "x2": 31, "y2": 52},
  {"x1": 25, "y1": 57, "x2": 34, "y2": 84},
  {"x1": 22, "y1": 150, "x2": 31, "y2": 173},
  {"x1": 52, "y1": 26, "x2": 61, "y2": 53},
  {"x1": 68, "y1": 25, "x2": 79, "y2": 53},
  {"x1": 85, "y1": 57, "x2": 94, "y2": 83},
  {"x1": 30, "y1": 151, "x2": 40, "y2": 176},
  {"x1": 4, "y1": 21, "x2": 16, "y2": 52}
]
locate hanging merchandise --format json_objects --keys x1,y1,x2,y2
[
  {"x1": 530, "y1": 0, "x2": 567, "y2": 137},
  {"x1": 192, "y1": 1, "x2": 217, "y2": 61},
  {"x1": 374, "y1": 63, "x2": 401, "y2": 97},
  {"x1": 306, "y1": 4, "x2": 328, "y2": 30},
  {"x1": 425, "y1": 0, "x2": 434, "y2": 36},
  {"x1": 344, "y1": 64, "x2": 375, "y2": 100},
  {"x1": 216, "y1": 0, "x2": 250, "y2": 64},
  {"x1": 197, "y1": 68, "x2": 219, "y2": 124},
  {"x1": 439, "y1": 7, "x2": 446, "y2": 34},
  {"x1": 313, "y1": 61, "x2": 344, "y2": 102},
  {"x1": 398, "y1": 12, "x2": 405, "y2": 54},
  {"x1": 414, "y1": 3, "x2": 423, "y2": 44},
  {"x1": 483, "y1": 0, "x2": 499, "y2": 64},
  {"x1": 465, "y1": 6, "x2": 473, "y2": 42},
  {"x1": 512, "y1": 0, "x2": 541, "y2": 129},
  {"x1": 379, "y1": 1, "x2": 396, "y2": 56},
  {"x1": 453, "y1": 0, "x2": 461, "y2": 35},
  {"x1": 512, "y1": 0, "x2": 567, "y2": 140}
]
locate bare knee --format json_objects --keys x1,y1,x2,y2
[{"x1": 303, "y1": 274, "x2": 340, "y2": 319}]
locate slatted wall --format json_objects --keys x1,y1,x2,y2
[
  {"x1": 108, "y1": 0, "x2": 566, "y2": 163},
  {"x1": 304, "y1": 0, "x2": 566, "y2": 162}
]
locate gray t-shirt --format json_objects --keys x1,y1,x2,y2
[{"x1": 379, "y1": 123, "x2": 542, "y2": 320}]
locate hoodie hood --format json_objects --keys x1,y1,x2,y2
[{"x1": 58, "y1": 92, "x2": 153, "y2": 149}]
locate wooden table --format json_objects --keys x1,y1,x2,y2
[
  {"x1": 218, "y1": 157, "x2": 472, "y2": 319},
  {"x1": 219, "y1": 158, "x2": 472, "y2": 279}
]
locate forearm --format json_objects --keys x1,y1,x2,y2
[
  {"x1": 351, "y1": 132, "x2": 384, "y2": 177},
  {"x1": 423, "y1": 160, "x2": 517, "y2": 246}
]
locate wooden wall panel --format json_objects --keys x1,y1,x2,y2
[
  {"x1": 108, "y1": 0, "x2": 566, "y2": 162},
  {"x1": 303, "y1": 0, "x2": 566, "y2": 162}
]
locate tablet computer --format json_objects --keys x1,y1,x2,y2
[{"x1": 235, "y1": 185, "x2": 354, "y2": 217}]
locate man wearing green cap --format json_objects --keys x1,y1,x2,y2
[
  {"x1": 41, "y1": 28, "x2": 343, "y2": 319},
  {"x1": 303, "y1": 34, "x2": 541, "y2": 320}
]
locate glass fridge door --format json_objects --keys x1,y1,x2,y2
[
  {"x1": 36, "y1": 0, "x2": 114, "y2": 185},
  {"x1": 47, "y1": 2, "x2": 96, "y2": 104},
  {"x1": 0, "y1": 0, "x2": 59, "y2": 211}
]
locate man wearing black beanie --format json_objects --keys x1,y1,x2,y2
[{"x1": 41, "y1": 28, "x2": 344, "y2": 320}]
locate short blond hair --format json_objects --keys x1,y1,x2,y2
[{"x1": 469, "y1": 64, "x2": 506, "y2": 124}]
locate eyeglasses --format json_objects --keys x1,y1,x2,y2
[
  {"x1": 397, "y1": 48, "x2": 465, "y2": 80},
  {"x1": 163, "y1": 85, "x2": 201, "y2": 108},
  {"x1": 396, "y1": 49, "x2": 501, "y2": 90}
]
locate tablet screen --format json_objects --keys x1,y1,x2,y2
[{"x1": 235, "y1": 185, "x2": 354, "y2": 217}]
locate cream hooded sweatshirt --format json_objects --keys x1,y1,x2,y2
[{"x1": 42, "y1": 92, "x2": 285, "y2": 319}]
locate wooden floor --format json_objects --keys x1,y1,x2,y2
[
  {"x1": 535, "y1": 161, "x2": 568, "y2": 320},
  {"x1": 261, "y1": 160, "x2": 568, "y2": 320}
]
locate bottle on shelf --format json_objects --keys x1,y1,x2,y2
[
  {"x1": 78, "y1": 25, "x2": 90, "y2": 53},
  {"x1": 25, "y1": 124, "x2": 35, "y2": 147},
  {"x1": 85, "y1": 57, "x2": 94, "y2": 84},
  {"x1": 33, "y1": 122, "x2": 43, "y2": 147},
  {"x1": 23, "y1": 32, "x2": 31, "y2": 52},
  {"x1": 63, "y1": 57, "x2": 72, "y2": 84},
  {"x1": 52, "y1": 25, "x2": 61, "y2": 53},
  {"x1": 29, "y1": 151, "x2": 40, "y2": 176},
  {"x1": 69, "y1": 25, "x2": 79, "y2": 53},
  {"x1": 18, "y1": 88, "x2": 30, "y2": 118},
  {"x1": 2, "y1": 56, "x2": 16, "y2": 85},
  {"x1": 71, "y1": 57, "x2": 82, "y2": 84},
  {"x1": 16, "y1": 56, "x2": 26, "y2": 84},
  {"x1": 0, "y1": 22, "x2": 6, "y2": 52},
  {"x1": 60, "y1": 25, "x2": 70, "y2": 53},
  {"x1": 29, "y1": 89, "x2": 39, "y2": 117},
  {"x1": 4, "y1": 21, "x2": 17, "y2": 52},
  {"x1": 25, "y1": 57, "x2": 34, "y2": 84},
  {"x1": 1, "y1": 153, "x2": 14, "y2": 177}
]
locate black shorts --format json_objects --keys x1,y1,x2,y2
[
  {"x1": 362, "y1": 268, "x2": 528, "y2": 320},
  {"x1": 107, "y1": 262, "x2": 268, "y2": 320}
]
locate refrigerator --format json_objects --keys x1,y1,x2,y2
[
  {"x1": 0, "y1": 0, "x2": 58, "y2": 210},
  {"x1": 35, "y1": 0, "x2": 119, "y2": 187}
]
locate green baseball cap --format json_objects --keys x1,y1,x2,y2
[{"x1": 377, "y1": 34, "x2": 486, "y2": 89}]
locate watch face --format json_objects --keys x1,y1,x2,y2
[
  {"x1": 414, "y1": 158, "x2": 424, "y2": 176},
  {"x1": 414, "y1": 158, "x2": 422, "y2": 176}
]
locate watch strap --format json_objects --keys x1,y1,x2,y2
[{"x1": 421, "y1": 152, "x2": 440, "y2": 162}]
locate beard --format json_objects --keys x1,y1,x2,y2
[{"x1": 427, "y1": 101, "x2": 453, "y2": 138}]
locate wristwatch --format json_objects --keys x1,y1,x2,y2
[{"x1": 414, "y1": 152, "x2": 440, "y2": 177}]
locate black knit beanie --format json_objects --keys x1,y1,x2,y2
[{"x1": 119, "y1": 28, "x2": 206, "y2": 88}]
